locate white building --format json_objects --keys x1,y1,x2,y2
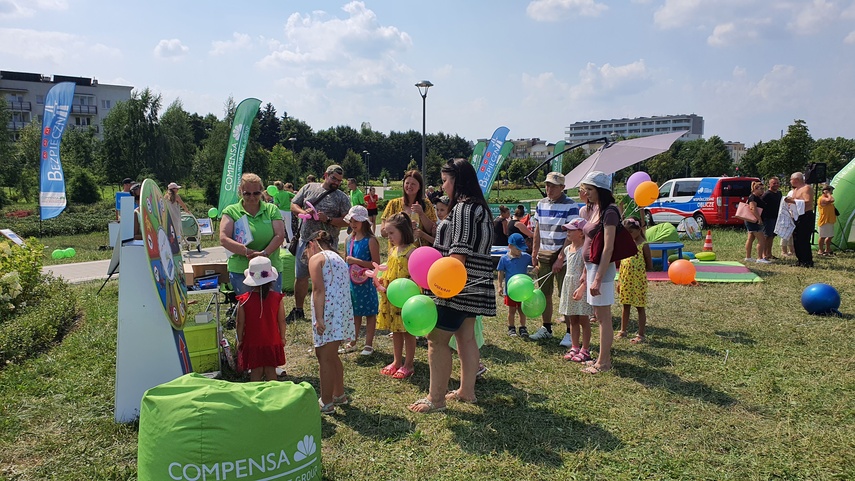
[
  {"x1": 565, "y1": 114, "x2": 704, "y2": 144},
  {"x1": 724, "y1": 141, "x2": 746, "y2": 164},
  {"x1": 1, "y1": 70, "x2": 133, "y2": 139}
]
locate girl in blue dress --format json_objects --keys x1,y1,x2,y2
[{"x1": 341, "y1": 205, "x2": 380, "y2": 356}]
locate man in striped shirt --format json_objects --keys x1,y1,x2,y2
[{"x1": 529, "y1": 171, "x2": 579, "y2": 343}]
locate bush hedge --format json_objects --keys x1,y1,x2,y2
[
  {"x1": 1, "y1": 202, "x2": 113, "y2": 238},
  {"x1": 0, "y1": 238, "x2": 44, "y2": 323},
  {"x1": 0, "y1": 276, "x2": 79, "y2": 366}
]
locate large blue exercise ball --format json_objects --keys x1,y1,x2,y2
[{"x1": 800, "y1": 283, "x2": 841, "y2": 315}]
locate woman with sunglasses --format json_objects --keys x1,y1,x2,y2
[{"x1": 220, "y1": 173, "x2": 287, "y2": 294}]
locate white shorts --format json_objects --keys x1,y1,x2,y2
[
  {"x1": 819, "y1": 223, "x2": 834, "y2": 238},
  {"x1": 585, "y1": 261, "x2": 616, "y2": 307}
]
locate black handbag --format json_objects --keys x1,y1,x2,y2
[{"x1": 287, "y1": 187, "x2": 335, "y2": 255}]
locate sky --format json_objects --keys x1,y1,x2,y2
[{"x1": 1, "y1": 0, "x2": 854, "y2": 147}]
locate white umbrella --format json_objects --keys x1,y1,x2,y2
[{"x1": 564, "y1": 130, "x2": 688, "y2": 190}]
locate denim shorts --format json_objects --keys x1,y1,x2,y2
[
  {"x1": 294, "y1": 240, "x2": 310, "y2": 279},
  {"x1": 435, "y1": 305, "x2": 476, "y2": 332},
  {"x1": 745, "y1": 221, "x2": 762, "y2": 233},
  {"x1": 762, "y1": 220, "x2": 776, "y2": 237}
]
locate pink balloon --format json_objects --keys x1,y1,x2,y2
[
  {"x1": 409, "y1": 246, "x2": 442, "y2": 289},
  {"x1": 625, "y1": 171, "x2": 652, "y2": 198}
]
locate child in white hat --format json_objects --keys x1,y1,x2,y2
[{"x1": 236, "y1": 256, "x2": 287, "y2": 381}]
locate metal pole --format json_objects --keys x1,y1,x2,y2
[{"x1": 421, "y1": 96, "x2": 426, "y2": 183}]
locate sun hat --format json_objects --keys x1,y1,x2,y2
[
  {"x1": 168, "y1": 182, "x2": 181, "y2": 190},
  {"x1": 130, "y1": 183, "x2": 141, "y2": 192},
  {"x1": 243, "y1": 256, "x2": 279, "y2": 287},
  {"x1": 343, "y1": 205, "x2": 369, "y2": 222},
  {"x1": 580, "y1": 171, "x2": 611, "y2": 191},
  {"x1": 563, "y1": 217, "x2": 587, "y2": 231},
  {"x1": 508, "y1": 233, "x2": 528, "y2": 252},
  {"x1": 545, "y1": 171, "x2": 565, "y2": 186}
]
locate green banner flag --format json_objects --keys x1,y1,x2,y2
[
  {"x1": 217, "y1": 98, "x2": 262, "y2": 215},
  {"x1": 470, "y1": 141, "x2": 486, "y2": 167},
  {"x1": 551, "y1": 140, "x2": 566, "y2": 173}
]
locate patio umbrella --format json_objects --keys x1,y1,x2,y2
[{"x1": 564, "y1": 130, "x2": 688, "y2": 190}]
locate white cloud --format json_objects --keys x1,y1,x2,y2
[
  {"x1": 787, "y1": 0, "x2": 838, "y2": 35},
  {"x1": 153, "y1": 39, "x2": 189, "y2": 59},
  {"x1": 209, "y1": 32, "x2": 252, "y2": 56},
  {"x1": 526, "y1": 0, "x2": 608, "y2": 21},
  {"x1": 0, "y1": 0, "x2": 67, "y2": 19},
  {"x1": 702, "y1": 64, "x2": 808, "y2": 114},
  {"x1": 522, "y1": 59, "x2": 652, "y2": 109},
  {"x1": 257, "y1": 1, "x2": 411, "y2": 91},
  {"x1": 707, "y1": 18, "x2": 771, "y2": 47},
  {"x1": 845, "y1": 30, "x2": 855, "y2": 43},
  {"x1": 653, "y1": 0, "x2": 703, "y2": 29},
  {"x1": 0, "y1": 28, "x2": 119, "y2": 64}
]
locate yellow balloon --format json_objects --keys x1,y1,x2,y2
[
  {"x1": 634, "y1": 180, "x2": 659, "y2": 207},
  {"x1": 427, "y1": 257, "x2": 467, "y2": 298}
]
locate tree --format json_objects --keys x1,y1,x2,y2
[
  {"x1": 101, "y1": 88, "x2": 165, "y2": 183},
  {"x1": 160, "y1": 100, "x2": 195, "y2": 183},
  {"x1": 645, "y1": 151, "x2": 682, "y2": 183},
  {"x1": 406, "y1": 158, "x2": 418, "y2": 174},
  {"x1": 738, "y1": 141, "x2": 767, "y2": 178},
  {"x1": 779, "y1": 119, "x2": 814, "y2": 176},
  {"x1": 692, "y1": 136, "x2": 734, "y2": 177},
  {"x1": 340, "y1": 149, "x2": 366, "y2": 183},
  {"x1": 507, "y1": 158, "x2": 538, "y2": 184},
  {"x1": 300, "y1": 148, "x2": 331, "y2": 182},
  {"x1": 11, "y1": 122, "x2": 41, "y2": 202},
  {"x1": 0, "y1": 100, "x2": 13, "y2": 188},
  {"x1": 257, "y1": 102, "x2": 280, "y2": 150},
  {"x1": 67, "y1": 168, "x2": 101, "y2": 204},
  {"x1": 61, "y1": 127, "x2": 102, "y2": 176},
  {"x1": 268, "y1": 144, "x2": 299, "y2": 184}
]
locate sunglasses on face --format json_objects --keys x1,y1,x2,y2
[{"x1": 242, "y1": 191, "x2": 262, "y2": 196}]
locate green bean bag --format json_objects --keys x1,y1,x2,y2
[
  {"x1": 280, "y1": 248, "x2": 296, "y2": 293},
  {"x1": 138, "y1": 374, "x2": 321, "y2": 481},
  {"x1": 695, "y1": 251, "x2": 716, "y2": 261},
  {"x1": 647, "y1": 223, "x2": 679, "y2": 243}
]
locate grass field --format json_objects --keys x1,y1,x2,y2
[{"x1": 2, "y1": 226, "x2": 854, "y2": 479}]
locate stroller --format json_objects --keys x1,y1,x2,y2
[{"x1": 180, "y1": 212, "x2": 202, "y2": 252}]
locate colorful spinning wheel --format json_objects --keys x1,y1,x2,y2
[{"x1": 140, "y1": 179, "x2": 188, "y2": 330}]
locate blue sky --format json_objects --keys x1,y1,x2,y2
[{"x1": 2, "y1": 0, "x2": 854, "y2": 146}]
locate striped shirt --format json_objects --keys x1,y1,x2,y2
[
  {"x1": 433, "y1": 202, "x2": 496, "y2": 316},
  {"x1": 536, "y1": 194, "x2": 579, "y2": 252}
]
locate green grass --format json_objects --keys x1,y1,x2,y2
[{"x1": 2, "y1": 228, "x2": 854, "y2": 479}]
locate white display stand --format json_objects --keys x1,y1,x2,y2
[{"x1": 114, "y1": 202, "x2": 188, "y2": 423}]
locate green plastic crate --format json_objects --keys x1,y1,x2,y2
[
  {"x1": 190, "y1": 347, "x2": 220, "y2": 373},
  {"x1": 183, "y1": 321, "x2": 218, "y2": 353}
]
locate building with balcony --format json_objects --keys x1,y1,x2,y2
[
  {"x1": 1, "y1": 70, "x2": 132, "y2": 140},
  {"x1": 565, "y1": 114, "x2": 704, "y2": 143},
  {"x1": 724, "y1": 141, "x2": 746, "y2": 164}
]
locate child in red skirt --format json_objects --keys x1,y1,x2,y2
[{"x1": 236, "y1": 256, "x2": 287, "y2": 381}]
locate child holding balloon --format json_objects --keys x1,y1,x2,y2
[
  {"x1": 497, "y1": 233, "x2": 533, "y2": 337},
  {"x1": 558, "y1": 217, "x2": 594, "y2": 361},
  {"x1": 341, "y1": 205, "x2": 380, "y2": 356},
  {"x1": 617, "y1": 217, "x2": 652, "y2": 344},
  {"x1": 377, "y1": 213, "x2": 418, "y2": 379}
]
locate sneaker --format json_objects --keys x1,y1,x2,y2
[
  {"x1": 529, "y1": 326, "x2": 553, "y2": 340},
  {"x1": 285, "y1": 308, "x2": 304, "y2": 323},
  {"x1": 756, "y1": 258, "x2": 772, "y2": 264},
  {"x1": 559, "y1": 333, "x2": 573, "y2": 347},
  {"x1": 475, "y1": 363, "x2": 488, "y2": 378},
  {"x1": 518, "y1": 326, "x2": 529, "y2": 338},
  {"x1": 508, "y1": 326, "x2": 517, "y2": 337},
  {"x1": 744, "y1": 257, "x2": 756, "y2": 263}
]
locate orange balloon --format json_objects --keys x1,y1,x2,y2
[
  {"x1": 427, "y1": 257, "x2": 467, "y2": 298},
  {"x1": 634, "y1": 181, "x2": 659, "y2": 207},
  {"x1": 668, "y1": 259, "x2": 696, "y2": 285}
]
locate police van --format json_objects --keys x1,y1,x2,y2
[{"x1": 643, "y1": 177, "x2": 760, "y2": 229}]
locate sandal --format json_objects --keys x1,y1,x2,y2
[
  {"x1": 359, "y1": 345, "x2": 374, "y2": 356},
  {"x1": 563, "y1": 347, "x2": 580, "y2": 361},
  {"x1": 570, "y1": 348, "x2": 592, "y2": 363},
  {"x1": 581, "y1": 364, "x2": 611, "y2": 374},
  {"x1": 338, "y1": 342, "x2": 359, "y2": 354},
  {"x1": 408, "y1": 397, "x2": 446, "y2": 414},
  {"x1": 392, "y1": 366, "x2": 414, "y2": 379},
  {"x1": 630, "y1": 335, "x2": 646, "y2": 344},
  {"x1": 318, "y1": 398, "x2": 335, "y2": 414},
  {"x1": 380, "y1": 363, "x2": 399, "y2": 376},
  {"x1": 445, "y1": 389, "x2": 477, "y2": 404},
  {"x1": 616, "y1": 330, "x2": 628, "y2": 339},
  {"x1": 332, "y1": 394, "x2": 351, "y2": 406}
]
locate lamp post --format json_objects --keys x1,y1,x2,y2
[
  {"x1": 415, "y1": 80, "x2": 433, "y2": 184},
  {"x1": 362, "y1": 150, "x2": 370, "y2": 189},
  {"x1": 288, "y1": 137, "x2": 297, "y2": 183}
]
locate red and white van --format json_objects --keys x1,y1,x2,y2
[{"x1": 644, "y1": 177, "x2": 760, "y2": 229}]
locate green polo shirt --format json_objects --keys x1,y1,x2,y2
[
  {"x1": 350, "y1": 188, "x2": 365, "y2": 207},
  {"x1": 221, "y1": 201, "x2": 283, "y2": 274},
  {"x1": 274, "y1": 190, "x2": 294, "y2": 210}
]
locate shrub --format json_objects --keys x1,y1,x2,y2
[
  {"x1": 0, "y1": 276, "x2": 78, "y2": 365},
  {"x1": 0, "y1": 238, "x2": 44, "y2": 323},
  {"x1": 68, "y1": 169, "x2": 102, "y2": 204},
  {"x1": 0, "y1": 203, "x2": 113, "y2": 237}
]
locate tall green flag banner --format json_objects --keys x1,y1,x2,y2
[
  {"x1": 470, "y1": 141, "x2": 487, "y2": 168},
  {"x1": 217, "y1": 98, "x2": 262, "y2": 215},
  {"x1": 482, "y1": 138, "x2": 514, "y2": 198},
  {"x1": 551, "y1": 140, "x2": 566, "y2": 173}
]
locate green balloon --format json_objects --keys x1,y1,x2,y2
[
  {"x1": 387, "y1": 278, "x2": 422, "y2": 308},
  {"x1": 207, "y1": 207, "x2": 218, "y2": 218},
  {"x1": 64, "y1": 247, "x2": 76, "y2": 257},
  {"x1": 51, "y1": 249, "x2": 63, "y2": 259},
  {"x1": 401, "y1": 295, "x2": 437, "y2": 336},
  {"x1": 267, "y1": 185, "x2": 278, "y2": 196},
  {"x1": 507, "y1": 273, "x2": 535, "y2": 302},
  {"x1": 521, "y1": 289, "x2": 547, "y2": 318}
]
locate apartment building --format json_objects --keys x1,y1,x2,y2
[
  {"x1": 565, "y1": 114, "x2": 704, "y2": 143},
  {"x1": 1, "y1": 70, "x2": 132, "y2": 139}
]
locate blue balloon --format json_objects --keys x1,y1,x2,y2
[{"x1": 801, "y1": 283, "x2": 841, "y2": 315}]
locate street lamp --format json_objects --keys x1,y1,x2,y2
[
  {"x1": 415, "y1": 80, "x2": 433, "y2": 184},
  {"x1": 362, "y1": 150, "x2": 370, "y2": 189},
  {"x1": 288, "y1": 137, "x2": 297, "y2": 183}
]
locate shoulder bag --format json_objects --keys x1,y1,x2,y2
[
  {"x1": 590, "y1": 205, "x2": 638, "y2": 265},
  {"x1": 287, "y1": 188, "x2": 336, "y2": 256},
  {"x1": 735, "y1": 202, "x2": 762, "y2": 223}
]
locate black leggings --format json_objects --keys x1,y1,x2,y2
[{"x1": 793, "y1": 211, "x2": 815, "y2": 267}]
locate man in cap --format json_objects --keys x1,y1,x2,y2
[
  {"x1": 289, "y1": 164, "x2": 351, "y2": 321},
  {"x1": 529, "y1": 171, "x2": 580, "y2": 344}
]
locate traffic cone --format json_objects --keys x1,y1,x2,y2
[{"x1": 703, "y1": 230, "x2": 713, "y2": 251}]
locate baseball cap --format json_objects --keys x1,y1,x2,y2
[
  {"x1": 168, "y1": 182, "x2": 181, "y2": 190},
  {"x1": 343, "y1": 205, "x2": 369, "y2": 222},
  {"x1": 508, "y1": 233, "x2": 528, "y2": 252},
  {"x1": 545, "y1": 171, "x2": 565, "y2": 186},
  {"x1": 581, "y1": 171, "x2": 611, "y2": 191},
  {"x1": 122, "y1": 178, "x2": 133, "y2": 185},
  {"x1": 563, "y1": 217, "x2": 587, "y2": 231},
  {"x1": 325, "y1": 164, "x2": 344, "y2": 175}
]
